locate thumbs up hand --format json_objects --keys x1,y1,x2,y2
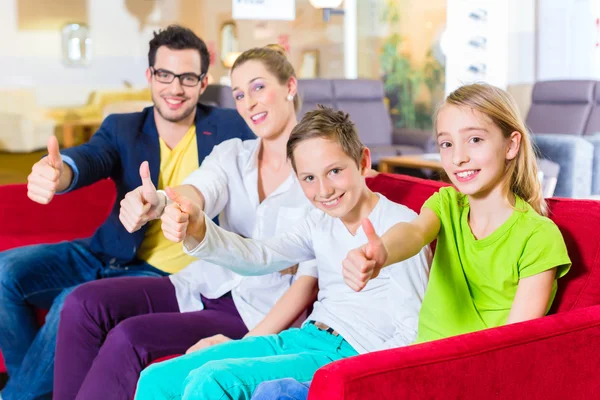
[
  {"x1": 139, "y1": 161, "x2": 160, "y2": 207},
  {"x1": 342, "y1": 218, "x2": 388, "y2": 292},
  {"x1": 119, "y1": 161, "x2": 166, "y2": 233},
  {"x1": 27, "y1": 136, "x2": 65, "y2": 204},
  {"x1": 161, "y1": 186, "x2": 206, "y2": 245}
]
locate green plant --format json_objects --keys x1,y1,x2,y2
[
  {"x1": 422, "y1": 48, "x2": 446, "y2": 110},
  {"x1": 379, "y1": 1, "x2": 444, "y2": 130}
]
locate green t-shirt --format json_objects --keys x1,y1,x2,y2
[{"x1": 416, "y1": 187, "x2": 571, "y2": 343}]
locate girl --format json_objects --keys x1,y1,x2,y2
[
  {"x1": 53, "y1": 45, "x2": 320, "y2": 400},
  {"x1": 344, "y1": 82, "x2": 572, "y2": 344}
]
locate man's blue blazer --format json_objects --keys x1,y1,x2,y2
[{"x1": 60, "y1": 104, "x2": 255, "y2": 267}]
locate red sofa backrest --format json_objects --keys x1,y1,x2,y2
[
  {"x1": 0, "y1": 179, "x2": 116, "y2": 252},
  {"x1": 366, "y1": 173, "x2": 600, "y2": 314},
  {"x1": 544, "y1": 197, "x2": 600, "y2": 312},
  {"x1": 2, "y1": 173, "x2": 599, "y2": 313}
]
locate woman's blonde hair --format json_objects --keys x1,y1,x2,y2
[
  {"x1": 438, "y1": 83, "x2": 547, "y2": 215},
  {"x1": 231, "y1": 44, "x2": 301, "y2": 112}
]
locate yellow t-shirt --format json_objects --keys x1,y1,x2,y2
[{"x1": 137, "y1": 125, "x2": 200, "y2": 274}]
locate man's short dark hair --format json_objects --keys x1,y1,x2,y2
[{"x1": 148, "y1": 25, "x2": 209, "y2": 75}]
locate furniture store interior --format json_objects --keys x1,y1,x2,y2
[{"x1": 1, "y1": 1, "x2": 599, "y2": 399}]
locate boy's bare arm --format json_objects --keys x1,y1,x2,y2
[
  {"x1": 185, "y1": 275, "x2": 319, "y2": 354},
  {"x1": 246, "y1": 275, "x2": 318, "y2": 336}
]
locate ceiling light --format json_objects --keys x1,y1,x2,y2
[{"x1": 309, "y1": 0, "x2": 343, "y2": 9}]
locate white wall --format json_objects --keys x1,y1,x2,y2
[
  {"x1": 507, "y1": 0, "x2": 535, "y2": 85},
  {"x1": 0, "y1": 0, "x2": 349, "y2": 107},
  {"x1": 444, "y1": 0, "x2": 537, "y2": 90},
  {"x1": 0, "y1": 0, "x2": 181, "y2": 106},
  {"x1": 537, "y1": 0, "x2": 600, "y2": 80}
]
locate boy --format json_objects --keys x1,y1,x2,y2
[{"x1": 134, "y1": 106, "x2": 431, "y2": 400}]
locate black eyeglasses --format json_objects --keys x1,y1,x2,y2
[{"x1": 151, "y1": 67, "x2": 205, "y2": 87}]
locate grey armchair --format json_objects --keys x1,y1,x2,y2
[
  {"x1": 583, "y1": 86, "x2": 600, "y2": 195},
  {"x1": 199, "y1": 84, "x2": 236, "y2": 109},
  {"x1": 526, "y1": 80, "x2": 596, "y2": 135},
  {"x1": 586, "y1": 134, "x2": 600, "y2": 195},
  {"x1": 296, "y1": 79, "x2": 427, "y2": 166},
  {"x1": 533, "y1": 134, "x2": 594, "y2": 198},
  {"x1": 525, "y1": 80, "x2": 599, "y2": 197}
]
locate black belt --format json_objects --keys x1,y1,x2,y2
[{"x1": 308, "y1": 320, "x2": 340, "y2": 337}]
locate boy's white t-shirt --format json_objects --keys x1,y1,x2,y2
[
  {"x1": 170, "y1": 138, "x2": 318, "y2": 330},
  {"x1": 186, "y1": 194, "x2": 431, "y2": 354}
]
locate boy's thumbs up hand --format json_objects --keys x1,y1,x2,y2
[
  {"x1": 161, "y1": 186, "x2": 205, "y2": 244},
  {"x1": 362, "y1": 218, "x2": 387, "y2": 267},
  {"x1": 342, "y1": 218, "x2": 388, "y2": 292}
]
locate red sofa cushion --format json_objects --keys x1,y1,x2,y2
[{"x1": 309, "y1": 304, "x2": 600, "y2": 400}]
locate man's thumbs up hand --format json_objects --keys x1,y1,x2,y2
[
  {"x1": 46, "y1": 135, "x2": 63, "y2": 172},
  {"x1": 27, "y1": 136, "x2": 64, "y2": 204},
  {"x1": 139, "y1": 161, "x2": 160, "y2": 205}
]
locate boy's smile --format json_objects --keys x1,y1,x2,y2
[{"x1": 319, "y1": 193, "x2": 345, "y2": 209}]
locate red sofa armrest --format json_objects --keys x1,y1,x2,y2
[
  {"x1": 0, "y1": 180, "x2": 115, "y2": 373},
  {"x1": 309, "y1": 305, "x2": 600, "y2": 399}
]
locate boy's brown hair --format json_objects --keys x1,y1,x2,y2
[{"x1": 287, "y1": 105, "x2": 364, "y2": 171}]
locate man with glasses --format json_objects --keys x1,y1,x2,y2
[{"x1": 0, "y1": 25, "x2": 254, "y2": 400}]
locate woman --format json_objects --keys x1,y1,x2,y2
[{"x1": 53, "y1": 45, "x2": 319, "y2": 400}]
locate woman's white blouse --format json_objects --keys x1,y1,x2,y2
[{"x1": 169, "y1": 138, "x2": 318, "y2": 329}]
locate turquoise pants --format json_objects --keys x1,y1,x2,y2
[{"x1": 134, "y1": 324, "x2": 358, "y2": 400}]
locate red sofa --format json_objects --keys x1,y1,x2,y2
[
  {"x1": 2, "y1": 174, "x2": 600, "y2": 399},
  {"x1": 0, "y1": 179, "x2": 115, "y2": 373},
  {"x1": 309, "y1": 174, "x2": 600, "y2": 399}
]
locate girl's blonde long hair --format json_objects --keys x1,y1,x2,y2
[{"x1": 440, "y1": 83, "x2": 547, "y2": 215}]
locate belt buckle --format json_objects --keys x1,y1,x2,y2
[{"x1": 310, "y1": 320, "x2": 340, "y2": 337}]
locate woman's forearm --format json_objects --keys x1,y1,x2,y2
[{"x1": 173, "y1": 184, "x2": 206, "y2": 211}]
